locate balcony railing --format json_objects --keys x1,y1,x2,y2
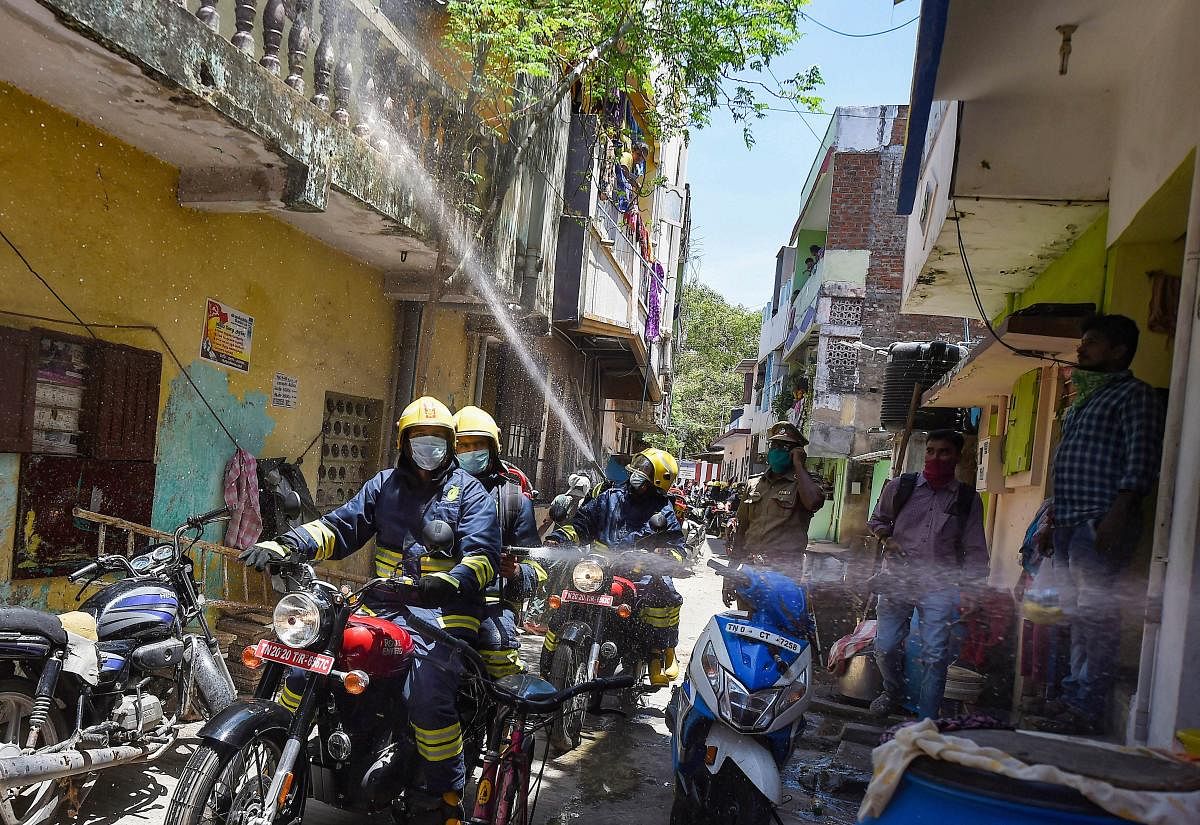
[{"x1": 783, "y1": 262, "x2": 825, "y2": 356}]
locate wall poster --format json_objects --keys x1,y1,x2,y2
[{"x1": 200, "y1": 298, "x2": 254, "y2": 373}]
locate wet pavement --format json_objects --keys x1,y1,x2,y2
[{"x1": 82, "y1": 539, "x2": 870, "y2": 825}]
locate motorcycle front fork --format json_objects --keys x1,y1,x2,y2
[{"x1": 257, "y1": 669, "x2": 324, "y2": 825}]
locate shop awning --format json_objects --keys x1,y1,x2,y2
[{"x1": 922, "y1": 313, "x2": 1083, "y2": 408}]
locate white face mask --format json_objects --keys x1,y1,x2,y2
[
  {"x1": 457, "y1": 448, "x2": 491, "y2": 476},
  {"x1": 409, "y1": 435, "x2": 449, "y2": 471},
  {"x1": 629, "y1": 470, "x2": 650, "y2": 490}
]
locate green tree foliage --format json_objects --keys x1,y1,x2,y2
[
  {"x1": 651, "y1": 281, "x2": 762, "y2": 456},
  {"x1": 443, "y1": 0, "x2": 821, "y2": 233}
]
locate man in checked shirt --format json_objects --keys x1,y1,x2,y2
[{"x1": 1048, "y1": 313, "x2": 1163, "y2": 732}]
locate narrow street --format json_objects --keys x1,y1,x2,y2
[{"x1": 79, "y1": 540, "x2": 866, "y2": 825}]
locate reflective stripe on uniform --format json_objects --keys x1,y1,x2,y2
[
  {"x1": 542, "y1": 629, "x2": 558, "y2": 652},
  {"x1": 412, "y1": 720, "x2": 464, "y2": 762},
  {"x1": 480, "y1": 647, "x2": 523, "y2": 678},
  {"x1": 420, "y1": 555, "x2": 456, "y2": 573},
  {"x1": 559, "y1": 526, "x2": 579, "y2": 543},
  {"x1": 438, "y1": 614, "x2": 481, "y2": 632},
  {"x1": 278, "y1": 685, "x2": 302, "y2": 712},
  {"x1": 639, "y1": 605, "x2": 681, "y2": 629},
  {"x1": 527, "y1": 559, "x2": 549, "y2": 583},
  {"x1": 374, "y1": 546, "x2": 406, "y2": 577},
  {"x1": 300, "y1": 520, "x2": 338, "y2": 561},
  {"x1": 461, "y1": 554, "x2": 495, "y2": 589},
  {"x1": 431, "y1": 571, "x2": 461, "y2": 589}
]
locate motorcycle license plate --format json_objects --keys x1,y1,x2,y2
[
  {"x1": 255, "y1": 639, "x2": 335, "y2": 674},
  {"x1": 724, "y1": 623, "x2": 803, "y2": 654},
  {"x1": 560, "y1": 590, "x2": 614, "y2": 607}
]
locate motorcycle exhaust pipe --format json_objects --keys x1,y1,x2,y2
[{"x1": 0, "y1": 743, "x2": 159, "y2": 790}]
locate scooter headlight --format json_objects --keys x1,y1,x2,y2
[
  {"x1": 700, "y1": 641, "x2": 722, "y2": 691},
  {"x1": 774, "y1": 667, "x2": 809, "y2": 715},
  {"x1": 273, "y1": 592, "x2": 323, "y2": 648},
  {"x1": 571, "y1": 559, "x2": 606, "y2": 593}
]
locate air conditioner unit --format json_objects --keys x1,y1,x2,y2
[{"x1": 976, "y1": 436, "x2": 1006, "y2": 493}]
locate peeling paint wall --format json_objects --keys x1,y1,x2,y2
[{"x1": 0, "y1": 84, "x2": 397, "y2": 610}]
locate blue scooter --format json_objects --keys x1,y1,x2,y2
[{"x1": 666, "y1": 559, "x2": 814, "y2": 825}]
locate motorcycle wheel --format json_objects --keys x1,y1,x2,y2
[
  {"x1": 709, "y1": 765, "x2": 774, "y2": 825},
  {"x1": 0, "y1": 678, "x2": 68, "y2": 825},
  {"x1": 548, "y1": 644, "x2": 587, "y2": 754},
  {"x1": 165, "y1": 736, "x2": 306, "y2": 825}
]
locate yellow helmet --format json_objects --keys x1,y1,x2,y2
[
  {"x1": 396, "y1": 396, "x2": 455, "y2": 448},
  {"x1": 452, "y1": 406, "x2": 501, "y2": 452},
  {"x1": 628, "y1": 447, "x2": 679, "y2": 493}
]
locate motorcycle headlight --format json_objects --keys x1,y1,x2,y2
[
  {"x1": 700, "y1": 641, "x2": 722, "y2": 691},
  {"x1": 717, "y1": 672, "x2": 780, "y2": 732},
  {"x1": 571, "y1": 559, "x2": 606, "y2": 593},
  {"x1": 273, "y1": 593, "x2": 323, "y2": 648}
]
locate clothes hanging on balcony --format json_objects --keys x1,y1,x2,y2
[{"x1": 646, "y1": 262, "x2": 664, "y2": 341}]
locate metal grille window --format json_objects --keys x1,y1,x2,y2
[
  {"x1": 826, "y1": 338, "x2": 859, "y2": 392},
  {"x1": 828, "y1": 297, "x2": 864, "y2": 327},
  {"x1": 316, "y1": 392, "x2": 383, "y2": 512},
  {"x1": 503, "y1": 422, "x2": 540, "y2": 470}
]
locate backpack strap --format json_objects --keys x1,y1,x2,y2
[
  {"x1": 892, "y1": 472, "x2": 919, "y2": 517},
  {"x1": 953, "y1": 483, "x2": 977, "y2": 567}
]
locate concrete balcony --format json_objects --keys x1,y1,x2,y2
[{"x1": 3, "y1": 0, "x2": 499, "y2": 283}]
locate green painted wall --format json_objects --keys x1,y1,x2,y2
[
  {"x1": 1104, "y1": 242, "x2": 1183, "y2": 389},
  {"x1": 868, "y1": 459, "x2": 892, "y2": 519},
  {"x1": 808, "y1": 458, "x2": 846, "y2": 542},
  {"x1": 1002, "y1": 214, "x2": 1109, "y2": 322},
  {"x1": 792, "y1": 230, "x2": 828, "y2": 295}
]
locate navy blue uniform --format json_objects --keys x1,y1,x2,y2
[
  {"x1": 282, "y1": 463, "x2": 500, "y2": 795},
  {"x1": 542, "y1": 485, "x2": 685, "y2": 665}
]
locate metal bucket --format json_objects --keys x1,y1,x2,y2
[{"x1": 837, "y1": 652, "x2": 883, "y2": 702}]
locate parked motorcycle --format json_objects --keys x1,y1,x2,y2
[
  {"x1": 543, "y1": 514, "x2": 678, "y2": 752},
  {"x1": 164, "y1": 521, "x2": 496, "y2": 825},
  {"x1": 0, "y1": 506, "x2": 237, "y2": 825},
  {"x1": 704, "y1": 501, "x2": 733, "y2": 537},
  {"x1": 667, "y1": 559, "x2": 814, "y2": 825}
]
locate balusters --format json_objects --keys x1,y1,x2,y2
[
  {"x1": 285, "y1": 0, "x2": 311, "y2": 94},
  {"x1": 373, "y1": 97, "x2": 393, "y2": 154},
  {"x1": 354, "y1": 76, "x2": 377, "y2": 140},
  {"x1": 232, "y1": 0, "x2": 258, "y2": 55},
  {"x1": 196, "y1": 0, "x2": 220, "y2": 31},
  {"x1": 260, "y1": 0, "x2": 286, "y2": 74},
  {"x1": 310, "y1": 0, "x2": 336, "y2": 112},
  {"x1": 332, "y1": 58, "x2": 353, "y2": 126},
  {"x1": 353, "y1": 30, "x2": 382, "y2": 140}
]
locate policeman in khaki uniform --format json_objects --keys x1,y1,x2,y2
[{"x1": 725, "y1": 421, "x2": 826, "y2": 603}]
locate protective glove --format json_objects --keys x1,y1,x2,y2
[
  {"x1": 721, "y1": 579, "x2": 737, "y2": 607},
  {"x1": 417, "y1": 575, "x2": 458, "y2": 607},
  {"x1": 238, "y1": 539, "x2": 299, "y2": 572}
]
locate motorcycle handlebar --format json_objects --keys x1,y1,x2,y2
[
  {"x1": 67, "y1": 562, "x2": 99, "y2": 583},
  {"x1": 188, "y1": 505, "x2": 231, "y2": 527}
]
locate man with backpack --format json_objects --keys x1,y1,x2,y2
[{"x1": 866, "y1": 429, "x2": 988, "y2": 719}]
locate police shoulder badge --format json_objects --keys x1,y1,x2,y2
[{"x1": 446, "y1": 485, "x2": 460, "y2": 502}]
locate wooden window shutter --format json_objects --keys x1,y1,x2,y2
[
  {"x1": 0, "y1": 327, "x2": 36, "y2": 452},
  {"x1": 94, "y1": 344, "x2": 162, "y2": 461}
]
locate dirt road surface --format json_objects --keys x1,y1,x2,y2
[{"x1": 81, "y1": 539, "x2": 863, "y2": 825}]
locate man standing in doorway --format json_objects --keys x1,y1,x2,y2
[
  {"x1": 1048, "y1": 313, "x2": 1163, "y2": 732},
  {"x1": 867, "y1": 430, "x2": 988, "y2": 719}
]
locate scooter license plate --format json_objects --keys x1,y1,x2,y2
[
  {"x1": 724, "y1": 623, "x2": 803, "y2": 654},
  {"x1": 560, "y1": 590, "x2": 614, "y2": 607},
  {"x1": 255, "y1": 639, "x2": 335, "y2": 674}
]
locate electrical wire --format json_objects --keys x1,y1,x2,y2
[
  {"x1": 1, "y1": 227, "x2": 98, "y2": 340},
  {"x1": 800, "y1": 12, "x2": 919, "y2": 38},
  {"x1": 764, "y1": 65, "x2": 824, "y2": 144},
  {"x1": 952, "y1": 199, "x2": 1079, "y2": 368}
]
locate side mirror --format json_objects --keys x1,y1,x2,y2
[
  {"x1": 422, "y1": 520, "x2": 455, "y2": 557},
  {"x1": 649, "y1": 513, "x2": 667, "y2": 532},
  {"x1": 548, "y1": 494, "x2": 572, "y2": 524},
  {"x1": 281, "y1": 490, "x2": 303, "y2": 520}
]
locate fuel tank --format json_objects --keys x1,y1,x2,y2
[
  {"x1": 338, "y1": 615, "x2": 414, "y2": 678},
  {"x1": 80, "y1": 579, "x2": 180, "y2": 642}
]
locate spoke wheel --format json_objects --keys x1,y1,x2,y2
[
  {"x1": 548, "y1": 645, "x2": 587, "y2": 754},
  {"x1": 165, "y1": 733, "x2": 306, "y2": 825},
  {"x1": 0, "y1": 678, "x2": 67, "y2": 825}
]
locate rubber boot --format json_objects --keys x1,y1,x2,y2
[
  {"x1": 408, "y1": 791, "x2": 464, "y2": 825},
  {"x1": 649, "y1": 648, "x2": 679, "y2": 687}
]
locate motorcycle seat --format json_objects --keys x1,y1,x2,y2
[
  {"x1": 58, "y1": 611, "x2": 99, "y2": 642},
  {"x1": 0, "y1": 607, "x2": 67, "y2": 645},
  {"x1": 495, "y1": 673, "x2": 559, "y2": 701}
]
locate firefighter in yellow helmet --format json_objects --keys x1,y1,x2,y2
[
  {"x1": 452, "y1": 406, "x2": 546, "y2": 679},
  {"x1": 238, "y1": 396, "x2": 499, "y2": 825},
  {"x1": 541, "y1": 446, "x2": 686, "y2": 711}
]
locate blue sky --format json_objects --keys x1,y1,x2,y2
[{"x1": 687, "y1": 0, "x2": 920, "y2": 308}]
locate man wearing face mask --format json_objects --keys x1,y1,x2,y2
[
  {"x1": 1045, "y1": 313, "x2": 1162, "y2": 732},
  {"x1": 452, "y1": 406, "x2": 547, "y2": 677},
  {"x1": 238, "y1": 396, "x2": 500, "y2": 825},
  {"x1": 727, "y1": 422, "x2": 826, "y2": 599},
  {"x1": 541, "y1": 447, "x2": 687, "y2": 687},
  {"x1": 866, "y1": 429, "x2": 987, "y2": 720}
]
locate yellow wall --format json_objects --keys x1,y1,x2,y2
[
  {"x1": 1104, "y1": 241, "x2": 1182, "y2": 389},
  {"x1": 0, "y1": 83, "x2": 398, "y2": 608}
]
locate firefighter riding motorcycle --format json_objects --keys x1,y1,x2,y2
[{"x1": 539, "y1": 448, "x2": 687, "y2": 752}]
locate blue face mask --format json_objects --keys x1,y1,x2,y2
[
  {"x1": 767, "y1": 446, "x2": 793, "y2": 474},
  {"x1": 457, "y1": 448, "x2": 491, "y2": 476}
]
